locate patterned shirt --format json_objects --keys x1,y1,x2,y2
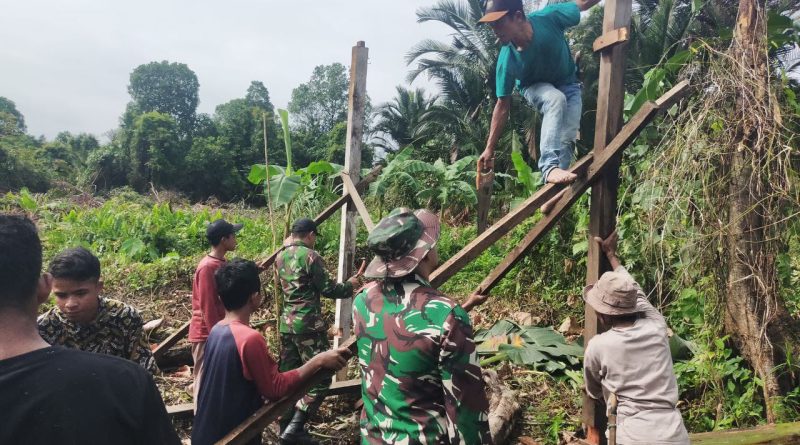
[
  {"x1": 276, "y1": 240, "x2": 353, "y2": 334},
  {"x1": 38, "y1": 297, "x2": 157, "y2": 373},
  {"x1": 353, "y1": 275, "x2": 491, "y2": 445}
]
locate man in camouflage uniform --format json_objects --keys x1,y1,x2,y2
[
  {"x1": 353, "y1": 208, "x2": 492, "y2": 444},
  {"x1": 275, "y1": 218, "x2": 362, "y2": 444}
]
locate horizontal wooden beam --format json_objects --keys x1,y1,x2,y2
[
  {"x1": 429, "y1": 155, "x2": 593, "y2": 288},
  {"x1": 152, "y1": 321, "x2": 190, "y2": 360},
  {"x1": 341, "y1": 173, "x2": 375, "y2": 231},
  {"x1": 476, "y1": 81, "x2": 690, "y2": 295},
  {"x1": 257, "y1": 165, "x2": 382, "y2": 270},
  {"x1": 592, "y1": 27, "x2": 629, "y2": 52},
  {"x1": 216, "y1": 337, "x2": 358, "y2": 445},
  {"x1": 166, "y1": 403, "x2": 194, "y2": 420},
  {"x1": 328, "y1": 378, "x2": 361, "y2": 396}
]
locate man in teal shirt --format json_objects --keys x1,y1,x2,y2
[{"x1": 478, "y1": 0, "x2": 600, "y2": 212}]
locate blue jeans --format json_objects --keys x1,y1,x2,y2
[{"x1": 521, "y1": 82, "x2": 582, "y2": 183}]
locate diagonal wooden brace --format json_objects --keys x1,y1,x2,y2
[
  {"x1": 340, "y1": 172, "x2": 375, "y2": 231},
  {"x1": 474, "y1": 81, "x2": 690, "y2": 296},
  {"x1": 429, "y1": 155, "x2": 594, "y2": 288}
]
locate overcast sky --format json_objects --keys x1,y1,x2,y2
[{"x1": 0, "y1": 0, "x2": 454, "y2": 139}]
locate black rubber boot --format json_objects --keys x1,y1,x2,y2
[{"x1": 279, "y1": 409, "x2": 318, "y2": 445}]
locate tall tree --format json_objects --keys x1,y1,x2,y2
[
  {"x1": 127, "y1": 112, "x2": 182, "y2": 191},
  {"x1": 245, "y1": 80, "x2": 275, "y2": 113},
  {"x1": 373, "y1": 86, "x2": 437, "y2": 153},
  {"x1": 128, "y1": 61, "x2": 199, "y2": 137},
  {"x1": 288, "y1": 63, "x2": 349, "y2": 138},
  {"x1": 0, "y1": 97, "x2": 26, "y2": 136},
  {"x1": 724, "y1": 0, "x2": 799, "y2": 422}
]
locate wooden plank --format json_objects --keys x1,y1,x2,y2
[
  {"x1": 333, "y1": 41, "x2": 369, "y2": 381},
  {"x1": 429, "y1": 154, "x2": 593, "y2": 288},
  {"x1": 690, "y1": 421, "x2": 800, "y2": 445},
  {"x1": 328, "y1": 378, "x2": 361, "y2": 396},
  {"x1": 592, "y1": 27, "x2": 629, "y2": 52},
  {"x1": 216, "y1": 337, "x2": 358, "y2": 445},
  {"x1": 473, "y1": 83, "x2": 689, "y2": 296},
  {"x1": 255, "y1": 164, "x2": 382, "y2": 271},
  {"x1": 584, "y1": 0, "x2": 632, "y2": 440},
  {"x1": 340, "y1": 173, "x2": 375, "y2": 231},
  {"x1": 152, "y1": 320, "x2": 190, "y2": 359},
  {"x1": 166, "y1": 403, "x2": 194, "y2": 420}
]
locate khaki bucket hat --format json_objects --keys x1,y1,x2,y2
[{"x1": 583, "y1": 270, "x2": 639, "y2": 315}]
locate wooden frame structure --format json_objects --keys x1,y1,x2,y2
[{"x1": 156, "y1": 25, "x2": 692, "y2": 441}]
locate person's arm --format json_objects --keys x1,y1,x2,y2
[
  {"x1": 594, "y1": 232, "x2": 664, "y2": 323},
  {"x1": 478, "y1": 97, "x2": 512, "y2": 173},
  {"x1": 238, "y1": 333, "x2": 348, "y2": 400},
  {"x1": 125, "y1": 310, "x2": 158, "y2": 373},
  {"x1": 309, "y1": 254, "x2": 355, "y2": 300},
  {"x1": 461, "y1": 293, "x2": 489, "y2": 313},
  {"x1": 574, "y1": 0, "x2": 601, "y2": 12},
  {"x1": 440, "y1": 307, "x2": 492, "y2": 444}
]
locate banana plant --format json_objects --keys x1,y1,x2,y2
[{"x1": 247, "y1": 109, "x2": 341, "y2": 214}]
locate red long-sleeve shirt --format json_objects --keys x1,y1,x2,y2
[{"x1": 189, "y1": 255, "x2": 226, "y2": 343}]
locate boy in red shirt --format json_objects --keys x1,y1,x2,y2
[
  {"x1": 189, "y1": 219, "x2": 242, "y2": 404},
  {"x1": 192, "y1": 259, "x2": 350, "y2": 445}
]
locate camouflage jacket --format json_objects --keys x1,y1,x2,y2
[
  {"x1": 352, "y1": 275, "x2": 492, "y2": 445},
  {"x1": 276, "y1": 240, "x2": 353, "y2": 334},
  {"x1": 38, "y1": 297, "x2": 157, "y2": 373}
]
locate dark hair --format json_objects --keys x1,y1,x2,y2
[
  {"x1": 0, "y1": 214, "x2": 43, "y2": 311},
  {"x1": 48, "y1": 247, "x2": 101, "y2": 282},
  {"x1": 214, "y1": 259, "x2": 261, "y2": 311}
]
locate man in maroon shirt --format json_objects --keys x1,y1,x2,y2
[
  {"x1": 189, "y1": 218, "x2": 242, "y2": 405},
  {"x1": 193, "y1": 259, "x2": 350, "y2": 445}
]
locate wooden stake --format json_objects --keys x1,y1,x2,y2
[
  {"x1": 585, "y1": 0, "x2": 632, "y2": 440},
  {"x1": 333, "y1": 41, "x2": 369, "y2": 381}
]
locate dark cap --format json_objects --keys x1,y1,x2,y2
[
  {"x1": 478, "y1": 0, "x2": 523, "y2": 23},
  {"x1": 206, "y1": 219, "x2": 243, "y2": 245},
  {"x1": 291, "y1": 218, "x2": 318, "y2": 235}
]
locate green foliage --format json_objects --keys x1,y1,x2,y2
[
  {"x1": 288, "y1": 63, "x2": 349, "y2": 139},
  {"x1": 476, "y1": 319, "x2": 583, "y2": 373},
  {"x1": 127, "y1": 60, "x2": 199, "y2": 136},
  {"x1": 0, "y1": 96, "x2": 26, "y2": 135},
  {"x1": 675, "y1": 336, "x2": 766, "y2": 431}
]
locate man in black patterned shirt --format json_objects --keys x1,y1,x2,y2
[{"x1": 38, "y1": 247, "x2": 156, "y2": 373}]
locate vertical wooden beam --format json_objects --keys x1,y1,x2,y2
[
  {"x1": 333, "y1": 41, "x2": 368, "y2": 380},
  {"x1": 584, "y1": 0, "x2": 631, "y2": 442}
]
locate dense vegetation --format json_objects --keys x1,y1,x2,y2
[{"x1": 3, "y1": 0, "x2": 800, "y2": 442}]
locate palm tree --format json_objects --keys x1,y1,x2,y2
[{"x1": 372, "y1": 86, "x2": 437, "y2": 153}]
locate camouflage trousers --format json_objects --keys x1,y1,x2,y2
[{"x1": 279, "y1": 332, "x2": 331, "y2": 413}]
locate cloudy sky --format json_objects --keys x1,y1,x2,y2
[{"x1": 0, "y1": 0, "x2": 454, "y2": 139}]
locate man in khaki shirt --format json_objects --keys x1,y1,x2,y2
[{"x1": 583, "y1": 232, "x2": 689, "y2": 445}]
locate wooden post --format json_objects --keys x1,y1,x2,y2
[
  {"x1": 584, "y1": 0, "x2": 632, "y2": 442},
  {"x1": 333, "y1": 41, "x2": 368, "y2": 380}
]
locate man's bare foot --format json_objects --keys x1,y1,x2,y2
[
  {"x1": 541, "y1": 188, "x2": 568, "y2": 214},
  {"x1": 546, "y1": 168, "x2": 577, "y2": 184}
]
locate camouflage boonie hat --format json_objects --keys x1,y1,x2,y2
[{"x1": 364, "y1": 208, "x2": 440, "y2": 279}]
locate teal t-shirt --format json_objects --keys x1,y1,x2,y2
[{"x1": 495, "y1": 2, "x2": 581, "y2": 97}]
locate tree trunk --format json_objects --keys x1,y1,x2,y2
[{"x1": 725, "y1": 0, "x2": 799, "y2": 422}]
